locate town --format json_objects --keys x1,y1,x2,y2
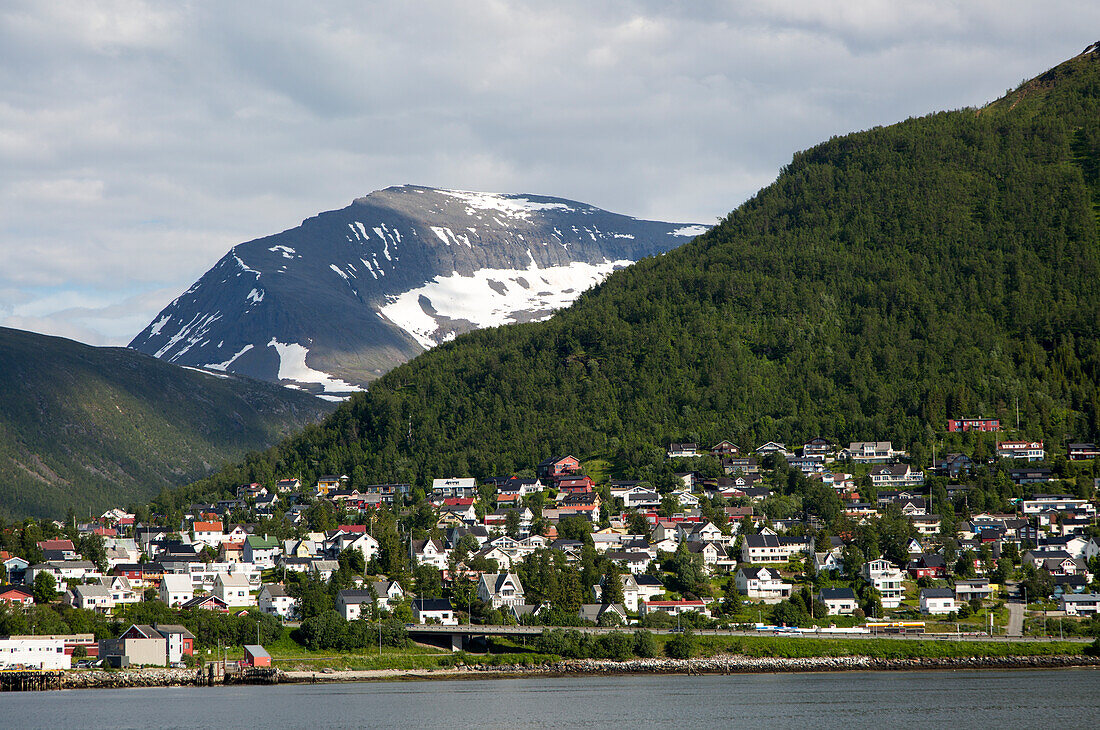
[{"x1": 1, "y1": 422, "x2": 1098, "y2": 672}]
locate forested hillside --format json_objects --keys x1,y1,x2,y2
[
  {"x1": 0, "y1": 327, "x2": 334, "y2": 519},
  {"x1": 172, "y1": 46, "x2": 1100, "y2": 502}
]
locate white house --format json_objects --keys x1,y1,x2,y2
[
  {"x1": 214, "y1": 573, "x2": 254, "y2": 608},
  {"x1": 478, "y1": 572, "x2": 525, "y2": 609},
  {"x1": 159, "y1": 573, "x2": 194, "y2": 608},
  {"x1": 861, "y1": 557, "x2": 906, "y2": 609},
  {"x1": 1059, "y1": 593, "x2": 1100, "y2": 616},
  {"x1": 818, "y1": 587, "x2": 858, "y2": 615},
  {"x1": 0, "y1": 637, "x2": 68, "y2": 669},
  {"x1": 734, "y1": 567, "x2": 792, "y2": 603},
  {"x1": 258, "y1": 584, "x2": 298, "y2": 620},
  {"x1": 412, "y1": 598, "x2": 457, "y2": 625},
  {"x1": 919, "y1": 588, "x2": 956, "y2": 615},
  {"x1": 410, "y1": 539, "x2": 449, "y2": 569}
]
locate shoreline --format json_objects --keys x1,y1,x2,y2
[{"x1": 58, "y1": 653, "x2": 1100, "y2": 689}]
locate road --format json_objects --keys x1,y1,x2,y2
[
  {"x1": 1006, "y1": 582, "x2": 1025, "y2": 636},
  {"x1": 405, "y1": 624, "x2": 1089, "y2": 643}
]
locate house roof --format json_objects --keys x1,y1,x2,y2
[
  {"x1": 921, "y1": 588, "x2": 955, "y2": 599},
  {"x1": 246, "y1": 535, "x2": 279, "y2": 550},
  {"x1": 412, "y1": 598, "x2": 453, "y2": 612},
  {"x1": 156, "y1": 624, "x2": 196, "y2": 640},
  {"x1": 819, "y1": 587, "x2": 856, "y2": 601}
]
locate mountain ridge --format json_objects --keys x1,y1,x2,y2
[{"x1": 0, "y1": 326, "x2": 334, "y2": 519}]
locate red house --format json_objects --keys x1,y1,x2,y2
[
  {"x1": 947, "y1": 418, "x2": 1000, "y2": 432},
  {"x1": 243, "y1": 645, "x2": 271, "y2": 667},
  {"x1": 537, "y1": 455, "x2": 581, "y2": 481},
  {"x1": 907, "y1": 554, "x2": 947, "y2": 578},
  {"x1": 0, "y1": 585, "x2": 34, "y2": 607},
  {"x1": 556, "y1": 475, "x2": 595, "y2": 492}
]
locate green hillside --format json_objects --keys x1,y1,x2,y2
[
  {"x1": 173, "y1": 46, "x2": 1100, "y2": 500},
  {"x1": 0, "y1": 326, "x2": 334, "y2": 519}
]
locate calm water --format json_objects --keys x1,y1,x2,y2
[{"x1": 4, "y1": 669, "x2": 1099, "y2": 729}]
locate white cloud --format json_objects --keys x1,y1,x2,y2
[{"x1": 0, "y1": 1, "x2": 1098, "y2": 345}]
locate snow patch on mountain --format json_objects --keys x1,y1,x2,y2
[
  {"x1": 267, "y1": 339, "x2": 363, "y2": 394},
  {"x1": 206, "y1": 343, "x2": 254, "y2": 372},
  {"x1": 669, "y1": 225, "x2": 709, "y2": 237},
  {"x1": 380, "y1": 258, "x2": 631, "y2": 349}
]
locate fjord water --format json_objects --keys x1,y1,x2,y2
[{"x1": 9, "y1": 670, "x2": 1100, "y2": 729}]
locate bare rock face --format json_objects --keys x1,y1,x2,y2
[{"x1": 130, "y1": 186, "x2": 706, "y2": 395}]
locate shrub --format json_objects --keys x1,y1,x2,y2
[
  {"x1": 633, "y1": 629, "x2": 658, "y2": 658},
  {"x1": 665, "y1": 628, "x2": 695, "y2": 660}
]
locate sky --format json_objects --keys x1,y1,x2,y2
[{"x1": 1, "y1": 1, "x2": 1098, "y2": 346}]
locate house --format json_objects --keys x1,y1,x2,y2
[
  {"x1": 593, "y1": 573, "x2": 643, "y2": 612},
  {"x1": 735, "y1": 567, "x2": 792, "y2": 603},
  {"x1": 740, "y1": 535, "x2": 812, "y2": 564},
  {"x1": 0, "y1": 585, "x2": 35, "y2": 607},
  {"x1": 258, "y1": 584, "x2": 297, "y2": 620},
  {"x1": 818, "y1": 587, "x2": 858, "y2": 615},
  {"x1": 578, "y1": 603, "x2": 628, "y2": 625},
  {"x1": 310, "y1": 560, "x2": 340, "y2": 582},
  {"x1": 431, "y1": 477, "x2": 477, "y2": 499},
  {"x1": 754, "y1": 442, "x2": 792, "y2": 458},
  {"x1": 243, "y1": 535, "x2": 281, "y2": 569},
  {"x1": 861, "y1": 558, "x2": 906, "y2": 608},
  {"x1": 214, "y1": 573, "x2": 254, "y2": 608},
  {"x1": 954, "y1": 578, "x2": 992, "y2": 603},
  {"x1": 242, "y1": 645, "x2": 272, "y2": 667},
  {"x1": 156, "y1": 625, "x2": 195, "y2": 663},
  {"x1": 1022, "y1": 495, "x2": 1095, "y2": 517},
  {"x1": 667, "y1": 443, "x2": 699, "y2": 458},
  {"x1": 1009, "y1": 469, "x2": 1056, "y2": 486},
  {"x1": 995, "y1": 440, "x2": 1045, "y2": 461},
  {"x1": 947, "y1": 417, "x2": 1000, "y2": 432},
  {"x1": 336, "y1": 589, "x2": 377, "y2": 621},
  {"x1": 315, "y1": 474, "x2": 348, "y2": 496},
  {"x1": 412, "y1": 598, "x2": 457, "y2": 625},
  {"x1": 181, "y1": 594, "x2": 229, "y2": 612},
  {"x1": 907, "y1": 554, "x2": 947, "y2": 579},
  {"x1": 869, "y1": 463, "x2": 925, "y2": 487},
  {"x1": 159, "y1": 573, "x2": 194, "y2": 608},
  {"x1": 620, "y1": 486, "x2": 661, "y2": 509},
  {"x1": 686, "y1": 542, "x2": 726, "y2": 573},
  {"x1": 1068, "y1": 443, "x2": 1100, "y2": 460},
  {"x1": 710, "y1": 441, "x2": 740, "y2": 457},
  {"x1": 537, "y1": 455, "x2": 581, "y2": 481},
  {"x1": 192, "y1": 520, "x2": 225, "y2": 546},
  {"x1": 844, "y1": 441, "x2": 899, "y2": 463},
  {"x1": 1059, "y1": 593, "x2": 1100, "y2": 616},
  {"x1": 813, "y1": 552, "x2": 844, "y2": 574},
  {"x1": 935, "y1": 453, "x2": 974, "y2": 478},
  {"x1": 100, "y1": 625, "x2": 167, "y2": 667},
  {"x1": 0, "y1": 637, "x2": 68, "y2": 670},
  {"x1": 802, "y1": 438, "x2": 833, "y2": 460},
  {"x1": 409, "y1": 539, "x2": 449, "y2": 569},
  {"x1": 37, "y1": 539, "x2": 78, "y2": 560},
  {"x1": 603, "y1": 551, "x2": 653, "y2": 575},
  {"x1": 722, "y1": 457, "x2": 760, "y2": 475},
  {"x1": 640, "y1": 599, "x2": 710, "y2": 618},
  {"x1": 66, "y1": 583, "x2": 113, "y2": 613},
  {"x1": 919, "y1": 588, "x2": 956, "y2": 615},
  {"x1": 477, "y1": 573, "x2": 525, "y2": 609}
]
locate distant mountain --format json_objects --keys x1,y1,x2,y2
[
  {"x1": 0, "y1": 326, "x2": 334, "y2": 520},
  {"x1": 175, "y1": 46, "x2": 1100, "y2": 503},
  {"x1": 129, "y1": 186, "x2": 706, "y2": 393}
]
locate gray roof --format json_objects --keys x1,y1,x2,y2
[{"x1": 921, "y1": 588, "x2": 955, "y2": 599}]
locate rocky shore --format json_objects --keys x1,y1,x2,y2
[
  {"x1": 62, "y1": 668, "x2": 201, "y2": 689},
  {"x1": 470, "y1": 653, "x2": 1100, "y2": 676},
  {"x1": 56, "y1": 653, "x2": 1100, "y2": 689}
]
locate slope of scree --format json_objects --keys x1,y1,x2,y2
[
  {"x1": 171, "y1": 48, "x2": 1100, "y2": 502},
  {"x1": 0, "y1": 326, "x2": 335, "y2": 519}
]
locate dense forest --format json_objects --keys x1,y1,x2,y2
[
  {"x1": 168, "y1": 47, "x2": 1100, "y2": 505},
  {"x1": 0, "y1": 327, "x2": 334, "y2": 520}
]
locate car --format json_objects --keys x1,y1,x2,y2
[
  {"x1": 170, "y1": 661, "x2": 186, "y2": 668},
  {"x1": 75, "y1": 659, "x2": 94, "y2": 669}
]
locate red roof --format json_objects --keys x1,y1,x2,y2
[
  {"x1": 338, "y1": 524, "x2": 367, "y2": 533},
  {"x1": 647, "y1": 600, "x2": 705, "y2": 607},
  {"x1": 193, "y1": 521, "x2": 223, "y2": 532},
  {"x1": 443, "y1": 498, "x2": 475, "y2": 506},
  {"x1": 37, "y1": 539, "x2": 74, "y2": 551}
]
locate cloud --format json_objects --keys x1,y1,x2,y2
[{"x1": 0, "y1": 1, "x2": 1098, "y2": 345}]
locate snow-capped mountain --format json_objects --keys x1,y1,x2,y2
[{"x1": 130, "y1": 185, "x2": 708, "y2": 395}]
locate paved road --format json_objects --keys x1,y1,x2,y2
[
  {"x1": 1005, "y1": 581, "x2": 1024, "y2": 636},
  {"x1": 405, "y1": 624, "x2": 1089, "y2": 643}
]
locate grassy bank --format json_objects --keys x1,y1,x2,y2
[{"x1": 681, "y1": 635, "x2": 1085, "y2": 660}]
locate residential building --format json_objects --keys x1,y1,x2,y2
[
  {"x1": 640, "y1": 599, "x2": 710, "y2": 618},
  {"x1": 159, "y1": 574, "x2": 194, "y2": 608},
  {"x1": 996, "y1": 440, "x2": 1045, "y2": 461},
  {"x1": 412, "y1": 598, "x2": 457, "y2": 625},
  {"x1": 432, "y1": 477, "x2": 477, "y2": 499},
  {"x1": 1060, "y1": 593, "x2": 1100, "y2": 616},
  {"x1": 258, "y1": 584, "x2": 298, "y2": 620},
  {"x1": 861, "y1": 558, "x2": 906, "y2": 609},
  {"x1": 818, "y1": 587, "x2": 858, "y2": 615},
  {"x1": 919, "y1": 588, "x2": 956, "y2": 615},
  {"x1": 243, "y1": 535, "x2": 281, "y2": 569},
  {"x1": 734, "y1": 567, "x2": 792, "y2": 603},
  {"x1": 214, "y1": 573, "x2": 253, "y2": 608},
  {"x1": 478, "y1": 572, "x2": 525, "y2": 609},
  {"x1": 947, "y1": 418, "x2": 1000, "y2": 432},
  {"x1": 0, "y1": 637, "x2": 68, "y2": 669},
  {"x1": 845, "y1": 442, "x2": 899, "y2": 463}
]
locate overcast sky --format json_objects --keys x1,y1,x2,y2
[{"x1": 1, "y1": 1, "x2": 1097, "y2": 346}]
